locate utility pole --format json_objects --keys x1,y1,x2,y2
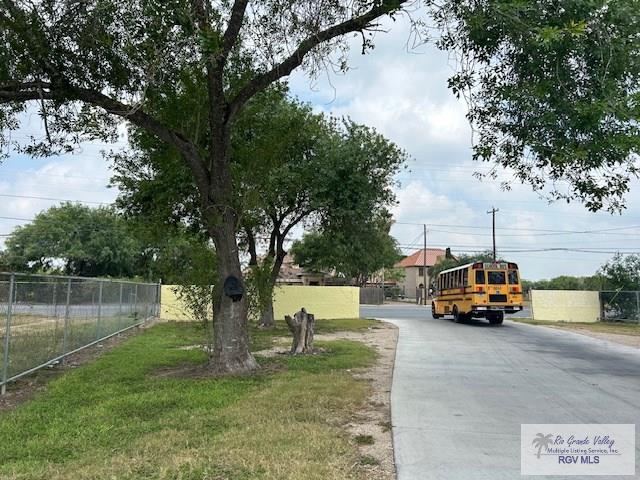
[
  {"x1": 423, "y1": 223, "x2": 427, "y2": 305},
  {"x1": 487, "y1": 207, "x2": 499, "y2": 261}
]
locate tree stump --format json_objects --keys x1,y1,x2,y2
[{"x1": 285, "y1": 308, "x2": 315, "y2": 354}]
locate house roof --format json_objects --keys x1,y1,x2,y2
[{"x1": 396, "y1": 248, "x2": 446, "y2": 268}]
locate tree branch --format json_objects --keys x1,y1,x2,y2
[
  {"x1": 0, "y1": 88, "x2": 55, "y2": 102},
  {"x1": 0, "y1": 81, "x2": 210, "y2": 193},
  {"x1": 227, "y1": 0, "x2": 408, "y2": 120},
  {"x1": 245, "y1": 228, "x2": 258, "y2": 265},
  {"x1": 220, "y1": 0, "x2": 249, "y2": 62}
]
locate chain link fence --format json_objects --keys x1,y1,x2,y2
[
  {"x1": 0, "y1": 272, "x2": 160, "y2": 394},
  {"x1": 600, "y1": 291, "x2": 640, "y2": 323}
]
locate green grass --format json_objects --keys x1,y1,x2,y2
[
  {"x1": 512, "y1": 318, "x2": 640, "y2": 336},
  {"x1": 0, "y1": 318, "x2": 380, "y2": 480},
  {"x1": 353, "y1": 434, "x2": 374, "y2": 445}
]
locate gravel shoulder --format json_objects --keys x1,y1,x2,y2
[
  {"x1": 318, "y1": 322, "x2": 399, "y2": 480},
  {"x1": 546, "y1": 326, "x2": 640, "y2": 348}
]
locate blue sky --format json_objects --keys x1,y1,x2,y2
[{"x1": 1, "y1": 14, "x2": 639, "y2": 280}]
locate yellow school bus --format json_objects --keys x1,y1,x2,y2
[{"x1": 432, "y1": 261, "x2": 523, "y2": 324}]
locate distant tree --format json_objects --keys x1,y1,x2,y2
[
  {"x1": 546, "y1": 276, "x2": 584, "y2": 291},
  {"x1": 3, "y1": 203, "x2": 141, "y2": 278},
  {"x1": 2, "y1": 203, "x2": 215, "y2": 283},
  {"x1": 599, "y1": 254, "x2": 640, "y2": 291},
  {"x1": 524, "y1": 275, "x2": 606, "y2": 291},
  {"x1": 0, "y1": 250, "x2": 9, "y2": 271},
  {"x1": 428, "y1": 251, "x2": 496, "y2": 288},
  {"x1": 291, "y1": 212, "x2": 402, "y2": 286}
]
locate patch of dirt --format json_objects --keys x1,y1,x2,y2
[
  {"x1": 0, "y1": 321, "x2": 154, "y2": 412},
  {"x1": 550, "y1": 326, "x2": 640, "y2": 348},
  {"x1": 323, "y1": 323, "x2": 398, "y2": 480}
]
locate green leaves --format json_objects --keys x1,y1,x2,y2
[
  {"x1": 3, "y1": 203, "x2": 141, "y2": 277},
  {"x1": 291, "y1": 211, "x2": 402, "y2": 285},
  {"x1": 435, "y1": 0, "x2": 640, "y2": 212}
]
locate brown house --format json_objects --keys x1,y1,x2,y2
[
  {"x1": 395, "y1": 248, "x2": 446, "y2": 301},
  {"x1": 275, "y1": 253, "x2": 329, "y2": 286}
]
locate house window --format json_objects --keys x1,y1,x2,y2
[{"x1": 418, "y1": 267, "x2": 424, "y2": 277}]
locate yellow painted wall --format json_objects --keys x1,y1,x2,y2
[
  {"x1": 160, "y1": 285, "x2": 201, "y2": 321},
  {"x1": 531, "y1": 290, "x2": 600, "y2": 323},
  {"x1": 160, "y1": 285, "x2": 360, "y2": 321},
  {"x1": 273, "y1": 286, "x2": 360, "y2": 320}
]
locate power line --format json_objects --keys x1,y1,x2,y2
[
  {"x1": 394, "y1": 221, "x2": 640, "y2": 235},
  {"x1": 0, "y1": 194, "x2": 108, "y2": 205},
  {"x1": 398, "y1": 245, "x2": 640, "y2": 254}
]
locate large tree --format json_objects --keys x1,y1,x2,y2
[
  {"x1": 0, "y1": 0, "x2": 411, "y2": 373},
  {"x1": 113, "y1": 91, "x2": 405, "y2": 326}
]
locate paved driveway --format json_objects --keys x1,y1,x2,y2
[{"x1": 361, "y1": 304, "x2": 640, "y2": 480}]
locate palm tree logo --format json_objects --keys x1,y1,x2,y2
[{"x1": 532, "y1": 433, "x2": 554, "y2": 459}]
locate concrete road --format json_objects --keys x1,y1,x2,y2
[{"x1": 362, "y1": 304, "x2": 640, "y2": 480}]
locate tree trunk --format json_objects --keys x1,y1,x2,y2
[
  {"x1": 258, "y1": 300, "x2": 275, "y2": 328},
  {"x1": 257, "y1": 252, "x2": 285, "y2": 328},
  {"x1": 207, "y1": 211, "x2": 259, "y2": 374},
  {"x1": 285, "y1": 308, "x2": 315, "y2": 354}
]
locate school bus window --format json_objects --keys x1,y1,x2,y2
[
  {"x1": 508, "y1": 270, "x2": 519, "y2": 284},
  {"x1": 488, "y1": 271, "x2": 506, "y2": 285},
  {"x1": 475, "y1": 270, "x2": 485, "y2": 284},
  {"x1": 463, "y1": 270, "x2": 468, "y2": 286}
]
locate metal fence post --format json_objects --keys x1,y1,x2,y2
[
  {"x1": 157, "y1": 281, "x2": 162, "y2": 319},
  {"x1": 636, "y1": 291, "x2": 640, "y2": 323},
  {"x1": 96, "y1": 281, "x2": 103, "y2": 340},
  {"x1": 118, "y1": 283, "x2": 123, "y2": 328},
  {"x1": 134, "y1": 284, "x2": 138, "y2": 322},
  {"x1": 2, "y1": 274, "x2": 16, "y2": 395},
  {"x1": 52, "y1": 282, "x2": 57, "y2": 318},
  {"x1": 61, "y1": 278, "x2": 71, "y2": 365}
]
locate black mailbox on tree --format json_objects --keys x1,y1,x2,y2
[{"x1": 223, "y1": 276, "x2": 244, "y2": 302}]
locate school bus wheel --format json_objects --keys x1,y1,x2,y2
[
  {"x1": 452, "y1": 305, "x2": 463, "y2": 323},
  {"x1": 431, "y1": 302, "x2": 442, "y2": 319},
  {"x1": 488, "y1": 311, "x2": 504, "y2": 325}
]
